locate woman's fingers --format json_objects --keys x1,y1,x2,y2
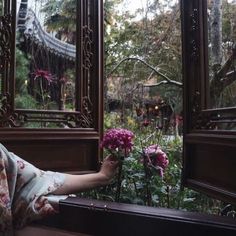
[{"x1": 104, "y1": 154, "x2": 117, "y2": 162}]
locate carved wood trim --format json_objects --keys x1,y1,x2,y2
[
  {"x1": 189, "y1": 8, "x2": 200, "y2": 61},
  {"x1": 0, "y1": 14, "x2": 12, "y2": 65}
]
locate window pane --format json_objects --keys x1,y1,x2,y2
[
  {"x1": 0, "y1": 0, "x2": 3, "y2": 15},
  {"x1": 0, "y1": 0, "x2": 3, "y2": 96},
  {"x1": 208, "y1": 1, "x2": 236, "y2": 109},
  {"x1": 16, "y1": 0, "x2": 76, "y2": 112}
]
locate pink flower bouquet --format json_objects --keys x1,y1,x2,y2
[
  {"x1": 101, "y1": 128, "x2": 134, "y2": 202},
  {"x1": 101, "y1": 128, "x2": 134, "y2": 159}
]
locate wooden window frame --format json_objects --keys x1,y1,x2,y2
[
  {"x1": 181, "y1": 0, "x2": 236, "y2": 204},
  {"x1": 0, "y1": 0, "x2": 104, "y2": 173}
]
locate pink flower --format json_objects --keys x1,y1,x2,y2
[
  {"x1": 142, "y1": 119, "x2": 150, "y2": 127},
  {"x1": 101, "y1": 128, "x2": 134, "y2": 157},
  {"x1": 33, "y1": 70, "x2": 54, "y2": 84},
  {"x1": 144, "y1": 144, "x2": 169, "y2": 177}
]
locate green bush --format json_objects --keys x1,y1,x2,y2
[{"x1": 15, "y1": 94, "x2": 37, "y2": 109}]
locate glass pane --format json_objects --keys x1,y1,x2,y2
[
  {"x1": 208, "y1": 0, "x2": 236, "y2": 109},
  {"x1": 0, "y1": 0, "x2": 4, "y2": 100},
  {"x1": 0, "y1": 0, "x2": 3, "y2": 16},
  {"x1": 15, "y1": 0, "x2": 76, "y2": 111}
]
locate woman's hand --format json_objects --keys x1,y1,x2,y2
[{"x1": 99, "y1": 155, "x2": 119, "y2": 184}]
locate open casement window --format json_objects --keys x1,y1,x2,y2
[
  {"x1": 1, "y1": 0, "x2": 236, "y2": 235},
  {"x1": 182, "y1": 0, "x2": 236, "y2": 204},
  {"x1": 0, "y1": 0, "x2": 103, "y2": 173}
]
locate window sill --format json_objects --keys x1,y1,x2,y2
[{"x1": 39, "y1": 197, "x2": 236, "y2": 236}]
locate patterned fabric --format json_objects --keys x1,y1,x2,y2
[{"x1": 0, "y1": 144, "x2": 66, "y2": 234}]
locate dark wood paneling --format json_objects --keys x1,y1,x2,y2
[
  {"x1": 1, "y1": 139, "x2": 99, "y2": 172},
  {"x1": 187, "y1": 144, "x2": 236, "y2": 189},
  {"x1": 184, "y1": 141, "x2": 236, "y2": 203}
]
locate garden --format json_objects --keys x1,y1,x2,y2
[
  {"x1": 77, "y1": 0, "x2": 236, "y2": 217},
  {"x1": 79, "y1": 110, "x2": 231, "y2": 216},
  {"x1": 12, "y1": 0, "x2": 236, "y2": 217}
]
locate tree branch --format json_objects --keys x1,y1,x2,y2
[
  {"x1": 216, "y1": 47, "x2": 236, "y2": 79},
  {"x1": 106, "y1": 57, "x2": 182, "y2": 88},
  {"x1": 143, "y1": 80, "x2": 169, "y2": 87},
  {"x1": 210, "y1": 47, "x2": 236, "y2": 101},
  {"x1": 221, "y1": 70, "x2": 236, "y2": 87}
]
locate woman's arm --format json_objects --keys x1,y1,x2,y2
[{"x1": 53, "y1": 155, "x2": 118, "y2": 195}]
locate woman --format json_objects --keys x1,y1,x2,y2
[{"x1": 0, "y1": 143, "x2": 118, "y2": 232}]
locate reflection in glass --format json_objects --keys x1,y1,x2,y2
[
  {"x1": 208, "y1": 0, "x2": 236, "y2": 109},
  {"x1": 0, "y1": 1, "x2": 3, "y2": 16},
  {"x1": 0, "y1": 0, "x2": 4, "y2": 100},
  {"x1": 0, "y1": 0, "x2": 3, "y2": 97},
  {"x1": 15, "y1": 0, "x2": 76, "y2": 111}
]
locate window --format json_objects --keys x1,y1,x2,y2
[
  {"x1": 182, "y1": 0, "x2": 236, "y2": 204},
  {"x1": 1, "y1": 0, "x2": 236, "y2": 235},
  {"x1": 0, "y1": 0, "x2": 103, "y2": 173}
]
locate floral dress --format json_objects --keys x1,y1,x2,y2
[{"x1": 0, "y1": 143, "x2": 67, "y2": 234}]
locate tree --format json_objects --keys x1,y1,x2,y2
[
  {"x1": 0, "y1": 1, "x2": 3, "y2": 15},
  {"x1": 209, "y1": 0, "x2": 236, "y2": 108},
  {"x1": 209, "y1": 0, "x2": 223, "y2": 70},
  {"x1": 104, "y1": 0, "x2": 182, "y2": 117},
  {"x1": 14, "y1": 48, "x2": 38, "y2": 109},
  {"x1": 40, "y1": 0, "x2": 76, "y2": 43}
]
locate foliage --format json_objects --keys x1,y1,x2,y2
[
  {"x1": 104, "y1": 0, "x2": 182, "y2": 118},
  {"x1": 79, "y1": 112, "x2": 227, "y2": 215},
  {"x1": 15, "y1": 48, "x2": 58, "y2": 111},
  {"x1": 15, "y1": 48, "x2": 30, "y2": 95},
  {"x1": 15, "y1": 48, "x2": 38, "y2": 110},
  {"x1": 0, "y1": 1, "x2": 2, "y2": 15},
  {"x1": 40, "y1": 0, "x2": 76, "y2": 43},
  {"x1": 15, "y1": 94, "x2": 38, "y2": 110}
]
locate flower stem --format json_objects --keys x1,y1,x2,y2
[
  {"x1": 145, "y1": 178, "x2": 152, "y2": 206},
  {"x1": 166, "y1": 185, "x2": 170, "y2": 208},
  {"x1": 115, "y1": 159, "x2": 123, "y2": 202},
  {"x1": 143, "y1": 155, "x2": 152, "y2": 206}
]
